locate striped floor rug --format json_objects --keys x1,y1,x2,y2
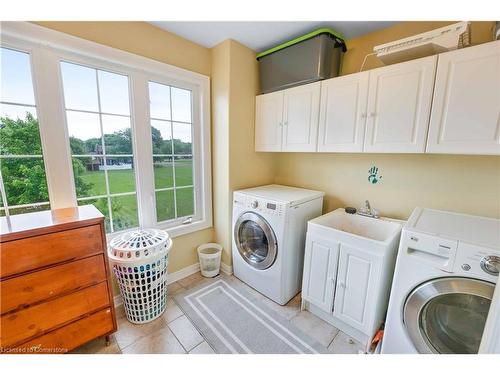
[{"x1": 174, "y1": 276, "x2": 328, "y2": 354}]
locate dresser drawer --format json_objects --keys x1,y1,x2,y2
[
  {"x1": 9, "y1": 308, "x2": 115, "y2": 354},
  {"x1": 1, "y1": 225, "x2": 104, "y2": 278},
  {"x1": 0, "y1": 282, "x2": 110, "y2": 348},
  {"x1": 1, "y1": 255, "x2": 107, "y2": 315}
]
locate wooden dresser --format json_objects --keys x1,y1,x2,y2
[{"x1": 0, "y1": 205, "x2": 117, "y2": 354}]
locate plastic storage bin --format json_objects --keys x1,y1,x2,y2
[
  {"x1": 197, "y1": 243, "x2": 223, "y2": 278},
  {"x1": 108, "y1": 229, "x2": 172, "y2": 324},
  {"x1": 257, "y1": 28, "x2": 346, "y2": 94}
]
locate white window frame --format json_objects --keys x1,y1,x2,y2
[{"x1": 0, "y1": 22, "x2": 212, "y2": 239}]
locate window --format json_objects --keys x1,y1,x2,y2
[
  {"x1": 1, "y1": 22, "x2": 212, "y2": 239},
  {"x1": 149, "y1": 82, "x2": 195, "y2": 223},
  {"x1": 0, "y1": 47, "x2": 50, "y2": 216},
  {"x1": 60, "y1": 61, "x2": 138, "y2": 233}
]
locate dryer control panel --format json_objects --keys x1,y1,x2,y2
[{"x1": 454, "y1": 242, "x2": 500, "y2": 283}]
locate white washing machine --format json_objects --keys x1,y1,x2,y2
[
  {"x1": 232, "y1": 184, "x2": 324, "y2": 305},
  {"x1": 382, "y1": 207, "x2": 500, "y2": 354}
]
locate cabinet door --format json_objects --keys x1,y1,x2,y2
[
  {"x1": 282, "y1": 82, "x2": 321, "y2": 152},
  {"x1": 318, "y1": 72, "x2": 369, "y2": 152},
  {"x1": 427, "y1": 41, "x2": 500, "y2": 155},
  {"x1": 334, "y1": 244, "x2": 380, "y2": 333},
  {"x1": 302, "y1": 235, "x2": 340, "y2": 314},
  {"x1": 364, "y1": 56, "x2": 437, "y2": 153},
  {"x1": 255, "y1": 91, "x2": 283, "y2": 152}
]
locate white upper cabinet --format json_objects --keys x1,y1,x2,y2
[
  {"x1": 364, "y1": 55, "x2": 437, "y2": 153},
  {"x1": 318, "y1": 72, "x2": 369, "y2": 152},
  {"x1": 255, "y1": 90, "x2": 284, "y2": 152},
  {"x1": 427, "y1": 41, "x2": 500, "y2": 155},
  {"x1": 255, "y1": 42, "x2": 498, "y2": 155},
  {"x1": 282, "y1": 82, "x2": 321, "y2": 152}
]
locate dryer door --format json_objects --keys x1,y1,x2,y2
[
  {"x1": 234, "y1": 212, "x2": 278, "y2": 270},
  {"x1": 404, "y1": 277, "x2": 495, "y2": 354}
]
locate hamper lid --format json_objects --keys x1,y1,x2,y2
[
  {"x1": 109, "y1": 228, "x2": 170, "y2": 252},
  {"x1": 256, "y1": 27, "x2": 346, "y2": 59}
]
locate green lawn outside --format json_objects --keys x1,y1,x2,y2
[{"x1": 76, "y1": 160, "x2": 194, "y2": 232}]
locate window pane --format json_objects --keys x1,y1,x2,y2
[
  {"x1": 171, "y1": 87, "x2": 192, "y2": 123},
  {"x1": 155, "y1": 189, "x2": 175, "y2": 222},
  {"x1": 149, "y1": 82, "x2": 171, "y2": 120},
  {"x1": 107, "y1": 157, "x2": 135, "y2": 194},
  {"x1": 72, "y1": 157, "x2": 106, "y2": 198},
  {"x1": 98, "y1": 70, "x2": 130, "y2": 115},
  {"x1": 102, "y1": 115, "x2": 132, "y2": 154},
  {"x1": 176, "y1": 187, "x2": 194, "y2": 217},
  {"x1": 111, "y1": 195, "x2": 138, "y2": 232},
  {"x1": 60, "y1": 62, "x2": 98, "y2": 111},
  {"x1": 66, "y1": 111, "x2": 102, "y2": 154},
  {"x1": 78, "y1": 198, "x2": 110, "y2": 232},
  {"x1": 1, "y1": 48, "x2": 35, "y2": 105},
  {"x1": 174, "y1": 157, "x2": 193, "y2": 187},
  {"x1": 0, "y1": 113, "x2": 43, "y2": 156},
  {"x1": 62, "y1": 62, "x2": 138, "y2": 234},
  {"x1": 153, "y1": 156, "x2": 173, "y2": 189},
  {"x1": 1, "y1": 103, "x2": 37, "y2": 120},
  {"x1": 172, "y1": 122, "x2": 192, "y2": 155},
  {"x1": 1, "y1": 157, "x2": 49, "y2": 206},
  {"x1": 151, "y1": 120, "x2": 172, "y2": 154}
]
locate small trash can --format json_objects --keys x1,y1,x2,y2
[
  {"x1": 108, "y1": 229, "x2": 172, "y2": 324},
  {"x1": 197, "y1": 243, "x2": 223, "y2": 278}
]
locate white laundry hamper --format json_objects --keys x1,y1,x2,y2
[{"x1": 108, "y1": 229, "x2": 172, "y2": 324}]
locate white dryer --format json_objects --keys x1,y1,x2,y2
[
  {"x1": 382, "y1": 207, "x2": 500, "y2": 354},
  {"x1": 232, "y1": 185, "x2": 324, "y2": 305}
]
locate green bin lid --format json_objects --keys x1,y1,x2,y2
[{"x1": 256, "y1": 28, "x2": 345, "y2": 59}]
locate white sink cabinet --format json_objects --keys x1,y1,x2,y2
[{"x1": 301, "y1": 209, "x2": 402, "y2": 349}]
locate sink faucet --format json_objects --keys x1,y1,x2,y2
[{"x1": 358, "y1": 200, "x2": 379, "y2": 219}]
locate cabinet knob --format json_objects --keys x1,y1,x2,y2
[
  {"x1": 339, "y1": 282, "x2": 346, "y2": 288},
  {"x1": 284, "y1": 121, "x2": 288, "y2": 126},
  {"x1": 370, "y1": 112, "x2": 377, "y2": 117},
  {"x1": 361, "y1": 113, "x2": 367, "y2": 119}
]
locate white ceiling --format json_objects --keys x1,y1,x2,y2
[{"x1": 150, "y1": 21, "x2": 399, "y2": 52}]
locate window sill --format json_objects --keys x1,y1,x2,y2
[
  {"x1": 157, "y1": 218, "x2": 212, "y2": 239},
  {"x1": 105, "y1": 218, "x2": 212, "y2": 243}
]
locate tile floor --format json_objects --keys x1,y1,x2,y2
[{"x1": 72, "y1": 272, "x2": 364, "y2": 354}]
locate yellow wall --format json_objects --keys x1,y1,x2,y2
[
  {"x1": 33, "y1": 22, "x2": 215, "y2": 276},
  {"x1": 211, "y1": 40, "x2": 276, "y2": 265},
  {"x1": 34, "y1": 21, "x2": 211, "y2": 76},
  {"x1": 275, "y1": 21, "x2": 500, "y2": 220}
]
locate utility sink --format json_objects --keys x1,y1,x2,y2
[{"x1": 308, "y1": 208, "x2": 403, "y2": 251}]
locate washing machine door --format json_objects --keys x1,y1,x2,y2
[
  {"x1": 234, "y1": 212, "x2": 277, "y2": 270},
  {"x1": 403, "y1": 277, "x2": 494, "y2": 354}
]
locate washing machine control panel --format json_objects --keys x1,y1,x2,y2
[
  {"x1": 245, "y1": 197, "x2": 284, "y2": 216},
  {"x1": 454, "y1": 242, "x2": 500, "y2": 282}
]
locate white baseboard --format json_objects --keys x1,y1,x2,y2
[
  {"x1": 220, "y1": 262, "x2": 233, "y2": 275},
  {"x1": 113, "y1": 262, "x2": 232, "y2": 308},
  {"x1": 167, "y1": 262, "x2": 200, "y2": 284}
]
